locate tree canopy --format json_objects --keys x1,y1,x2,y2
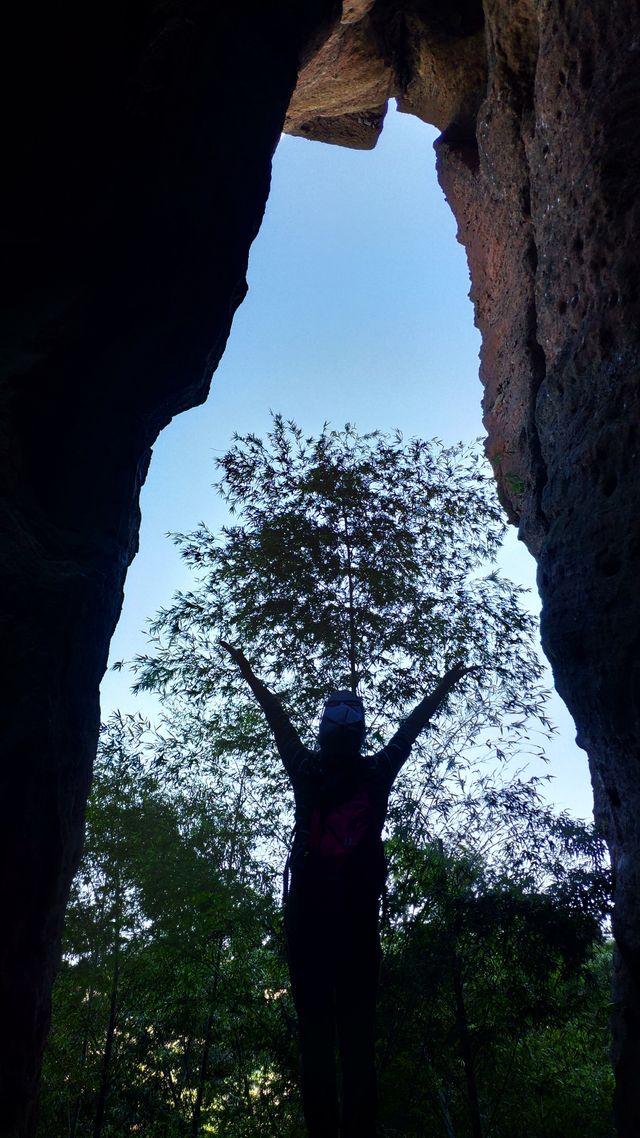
[{"x1": 131, "y1": 417, "x2": 553, "y2": 846}]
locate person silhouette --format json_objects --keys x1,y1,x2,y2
[{"x1": 221, "y1": 642, "x2": 473, "y2": 1138}]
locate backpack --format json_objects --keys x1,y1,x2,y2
[
  {"x1": 283, "y1": 783, "x2": 386, "y2": 908},
  {"x1": 308, "y1": 786, "x2": 377, "y2": 860}
]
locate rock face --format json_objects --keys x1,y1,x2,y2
[
  {"x1": 0, "y1": 3, "x2": 340, "y2": 1134},
  {"x1": 2, "y1": 1, "x2": 640, "y2": 1134},
  {"x1": 285, "y1": 0, "x2": 487, "y2": 147},
  {"x1": 285, "y1": 6, "x2": 395, "y2": 148},
  {"x1": 286, "y1": 2, "x2": 640, "y2": 1133}
]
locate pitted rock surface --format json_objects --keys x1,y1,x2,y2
[{"x1": 285, "y1": 7, "x2": 640, "y2": 1131}]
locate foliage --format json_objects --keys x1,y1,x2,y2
[
  {"x1": 378, "y1": 840, "x2": 614, "y2": 1138},
  {"x1": 131, "y1": 417, "x2": 553, "y2": 847},
  {"x1": 39, "y1": 718, "x2": 612, "y2": 1137},
  {"x1": 39, "y1": 716, "x2": 302, "y2": 1138},
  {"x1": 40, "y1": 419, "x2": 613, "y2": 1135}
]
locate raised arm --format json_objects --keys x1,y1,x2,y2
[
  {"x1": 220, "y1": 641, "x2": 304, "y2": 769},
  {"x1": 380, "y1": 662, "x2": 478, "y2": 781},
  {"x1": 399, "y1": 662, "x2": 477, "y2": 746}
]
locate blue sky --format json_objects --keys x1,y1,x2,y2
[{"x1": 102, "y1": 103, "x2": 594, "y2": 819}]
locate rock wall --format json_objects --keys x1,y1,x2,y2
[
  {"x1": 440, "y1": 6, "x2": 640, "y2": 1131},
  {"x1": 2, "y1": 0, "x2": 640, "y2": 1134},
  {"x1": 285, "y1": 1, "x2": 640, "y2": 1131},
  {"x1": 0, "y1": 3, "x2": 339, "y2": 1134}
]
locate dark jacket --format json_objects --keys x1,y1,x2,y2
[{"x1": 259, "y1": 692, "x2": 419, "y2": 886}]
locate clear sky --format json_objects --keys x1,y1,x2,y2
[{"x1": 101, "y1": 102, "x2": 594, "y2": 820}]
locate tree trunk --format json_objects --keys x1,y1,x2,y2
[
  {"x1": 189, "y1": 948, "x2": 223, "y2": 1138},
  {"x1": 189, "y1": 1012, "x2": 215, "y2": 1138},
  {"x1": 93, "y1": 883, "x2": 121, "y2": 1138},
  {"x1": 68, "y1": 1028, "x2": 88, "y2": 1138},
  {"x1": 435, "y1": 1084, "x2": 457, "y2": 1138},
  {"x1": 452, "y1": 958, "x2": 483, "y2": 1138},
  {"x1": 341, "y1": 502, "x2": 358, "y2": 689}
]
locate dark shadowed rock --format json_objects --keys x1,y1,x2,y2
[{"x1": 0, "y1": 2, "x2": 340, "y2": 1133}]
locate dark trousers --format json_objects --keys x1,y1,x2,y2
[{"x1": 285, "y1": 886, "x2": 381, "y2": 1138}]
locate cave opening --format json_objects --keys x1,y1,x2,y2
[{"x1": 102, "y1": 101, "x2": 591, "y2": 821}]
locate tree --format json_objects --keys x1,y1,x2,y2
[
  {"x1": 378, "y1": 832, "x2": 613, "y2": 1138},
  {"x1": 132, "y1": 416, "x2": 552, "y2": 848},
  {"x1": 38, "y1": 715, "x2": 301, "y2": 1138}
]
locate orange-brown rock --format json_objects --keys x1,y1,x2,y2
[
  {"x1": 285, "y1": 1, "x2": 487, "y2": 147},
  {"x1": 285, "y1": 12, "x2": 395, "y2": 149}
]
